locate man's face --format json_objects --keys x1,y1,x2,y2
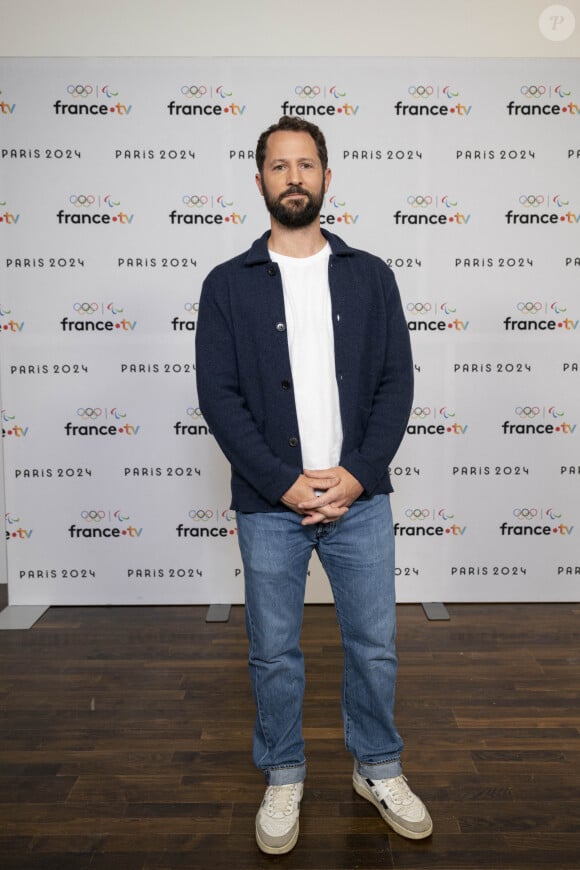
[{"x1": 256, "y1": 130, "x2": 331, "y2": 229}]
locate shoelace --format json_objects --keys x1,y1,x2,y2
[
  {"x1": 372, "y1": 774, "x2": 414, "y2": 806},
  {"x1": 264, "y1": 784, "x2": 299, "y2": 817}
]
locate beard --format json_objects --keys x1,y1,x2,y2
[{"x1": 261, "y1": 178, "x2": 325, "y2": 228}]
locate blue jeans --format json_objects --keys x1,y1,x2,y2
[{"x1": 237, "y1": 494, "x2": 403, "y2": 786}]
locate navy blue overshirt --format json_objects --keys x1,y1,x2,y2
[{"x1": 195, "y1": 229, "x2": 414, "y2": 512}]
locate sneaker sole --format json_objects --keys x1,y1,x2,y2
[
  {"x1": 255, "y1": 822, "x2": 299, "y2": 855},
  {"x1": 353, "y1": 778, "x2": 433, "y2": 840}
]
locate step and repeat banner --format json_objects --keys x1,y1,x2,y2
[{"x1": 0, "y1": 58, "x2": 579, "y2": 605}]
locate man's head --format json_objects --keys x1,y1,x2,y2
[{"x1": 255, "y1": 116, "x2": 331, "y2": 229}]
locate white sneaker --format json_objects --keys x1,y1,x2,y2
[
  {"x1": 353, "y1": 767, "x2": 433, "y2": 839},
  {"x1": 255, "y1": 781, "x2": 303, "y2": 854}
]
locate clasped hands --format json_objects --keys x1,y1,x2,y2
[{"x1": 281, "y1": 466, "x2": 364, "y2": 525}]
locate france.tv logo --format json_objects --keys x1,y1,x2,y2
[
  {"x1": 169, "y1": 194, "x2": 247, "y2": 226},
  {"x1": 0, "y1": 305, "x2": 24, "y2": 333},
  {"x1": 176, "y1": 507, "x2": 238, "y2": 538},
  {"x1": 68, "y1": 508, "x2": 142, "y2": 539},
  {"x1": 394, "y1": 195, "x2": 471, "y2": 226},
  {"x1": 507, "y1": 84, "x2": 577, "y2": 116},
  {"x1": 407, "y1": 406, "x2": 468, "y2": 435},
  {"x1": 54, "y1": 84, "x2": 132, "y2": 116},
  {"x1": 5, "y1": 512, "x2": 32, "y2": 541},
  {"x1": 503, "y1": 301, "x2": 578, "y2": 333},
  {"x1": 394, "y1": 506, "x2": 467, "y2": 537},
  {"x1": 320, "y1": 194, "x2": 359, "y2": 227},
  {"x1": 505, "y1": 193, "x2": 579, "y2": 225},
  {"x1": 406, "y1": 301, "x2": 469, "y2": 332},
  {"x1": 1, "y1": 410, "x2": 29, "y2": 438},
  {"x1": 281, "y1": 84, "x2": 359, "y2": 117},
  {"x1": 57, "y1": 194, "x2": 134, "y2": 226},
  {"x1": 60, "y1": 302, "x2": 137, "y2": 333},
  {"x1": 64, "y1": 407, "x2": 141, "y2": 437},
  {"x1": 0, "y1": 199, "x2": 20, "y2": 225},
  {"x1": 168, "y1": 84, "x2": 246, "y2": 116},
  {"x1": 0, "y1": 89, "x2": 16, "y2": 115},
  {"x1": 395, "y1": 84, "x2": 471, "y2": 117},
  {"x1": 501, "y1": 405, "x2": 576, "y2": 435},
  {"x1": 500, "y1": 506, "x2": 574, "y2": 537}
]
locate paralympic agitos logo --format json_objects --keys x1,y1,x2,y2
[
  {"x1": 281, "y1": 84, "x2": 359, "y2": 117},
  {"x1": 394, "y1": 84, "x2": 472, "y2": 117},
  {"x1": 168, "y1": 84, "x2": 246, "y2": 116},
  {"x1": 53, "y1": 84, "x2": 132, "y2": 116},
  {"x1": 169, "y1": 194, "x2": 247, "y2": 226},
  {"x1": 57, "y1": 194, "x2": 134, "y2": 226},
  {"x1": 64, "y1": 407, "x2": 141, "y2": 437},
  {"x1": 394, "y1": 194, "x2": 471, "y2": 226},
  {"x1": 394, "y1": 507, "x2": 467, "y2": 537}
]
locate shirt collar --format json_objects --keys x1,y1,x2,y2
[{"x1": 244, "y1": 228, "x2": 356, "y2": 266}]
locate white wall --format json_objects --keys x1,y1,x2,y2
[{"x1": 0, "y1": 0, "x2": 578, "y2": 58}]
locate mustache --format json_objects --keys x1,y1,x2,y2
[{"x1": 280, "y1": 186, "x2": 311, "y2": 199}]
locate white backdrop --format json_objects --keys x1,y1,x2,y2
[{"x1": 0, "y1": 57, "x2": 579, "y2": 604}]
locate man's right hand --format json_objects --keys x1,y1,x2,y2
[{"x1": 281, "y1": 473, "x2": 349, "y2": 525}]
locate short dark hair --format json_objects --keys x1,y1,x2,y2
[{"x1": 256, "y1": 116, "x2": 328, "y2": 173}]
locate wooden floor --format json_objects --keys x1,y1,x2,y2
[{"x1": 0, "y1": 588, "x2": 579, "y2": 870}]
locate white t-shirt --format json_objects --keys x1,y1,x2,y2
[{"x1": 270, "y1": 243, "x2": 343, "y2": 470}]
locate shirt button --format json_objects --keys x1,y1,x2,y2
[
  {"x1": 281, "y1": 380, "x2": 290, "y2": 390},
  {"x1": 276, "y1": 322, "x2": 286, "y2": 332},
  {"x1": 267, "y1": 265, "x2": 277, "y2": 276},
  {"x1": 288, "y1": 436, "x2": 299, "y2": 447}
]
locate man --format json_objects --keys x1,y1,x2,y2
[{"x1": 195, "y1": 116, "x2": 432, "y2": 855}]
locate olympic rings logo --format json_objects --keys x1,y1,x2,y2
[
  {"x1": 408, "y1": 85, "x2": 434, "y2": 98},
  {"x1": 81, "y1": 510, "x2": 106, "y2": 522},
  {"x1": 186, "y1": 407, "x2": 203, "y2": 418},
  {"x1": 407, "y1": 195, "x2": 432, "y2": 208},
  {"x1": 184, "y1": 302, "x2": 199, "y2": 312},
  {"x1": 182, "y1": 195, "x2": 208, "y2": 208},
  {"x1": 517, "y1": 302, "x2": 542, "y2": 313},
  {"x1": 520, "y1": 85, "x2": 546, "y2": 97},
  {"x1": 295, "y1": 85, "x2": 321, "y2": 98},
  {"x1": 405, "y1": 508, "x2": 430, "y2": 520},
  {"x1": 73, "y1": 302, "x2": 99, "y2": 314},
  {"x1": 189, "y1": 509, "x2": 214, "y2": 521},
  {"x1": 411, "y1": 407, "x2": 431, "y2": 419},
  {"x1": 515, "y1": 406, "x2": 540, "y2": 418},
  {"x1": 180, "y1": 85, "x2": 208, "y2": 98},
  {"x1": 69, "y1": 195, "x2": 95, "y2": 208},
  {"x1": 406, "y1": 302, "x2": 432, "y2": 314},
  {"x1": 513, "y1": 508, "x2": 538, "y2": 519},
  {"x1": 67, "y1": 85, "x2": 93, "y2": 97},
  {"x1": 77, "y1": 408, "x2": 102, "y2": 419},
  {"x1": 519, "y1": 195, "x2": 544, "y2": 208}
]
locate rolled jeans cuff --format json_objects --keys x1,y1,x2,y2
[
  {"x1": 266, "y1": 763, "x2": 307, "y2": 786},
  {"x1": 356, "y1": 757, "x2": 402, "y2": 780}
]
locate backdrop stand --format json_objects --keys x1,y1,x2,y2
[
  {"x1": 422, "y1": 602, "x2": 450, "y2": 621},
  {"x1": 0, "y1": 605, "x2": 49, "y2": 630},
  {"x1": 205, "y1": 604, "x2": 231, "y2": 623}
]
